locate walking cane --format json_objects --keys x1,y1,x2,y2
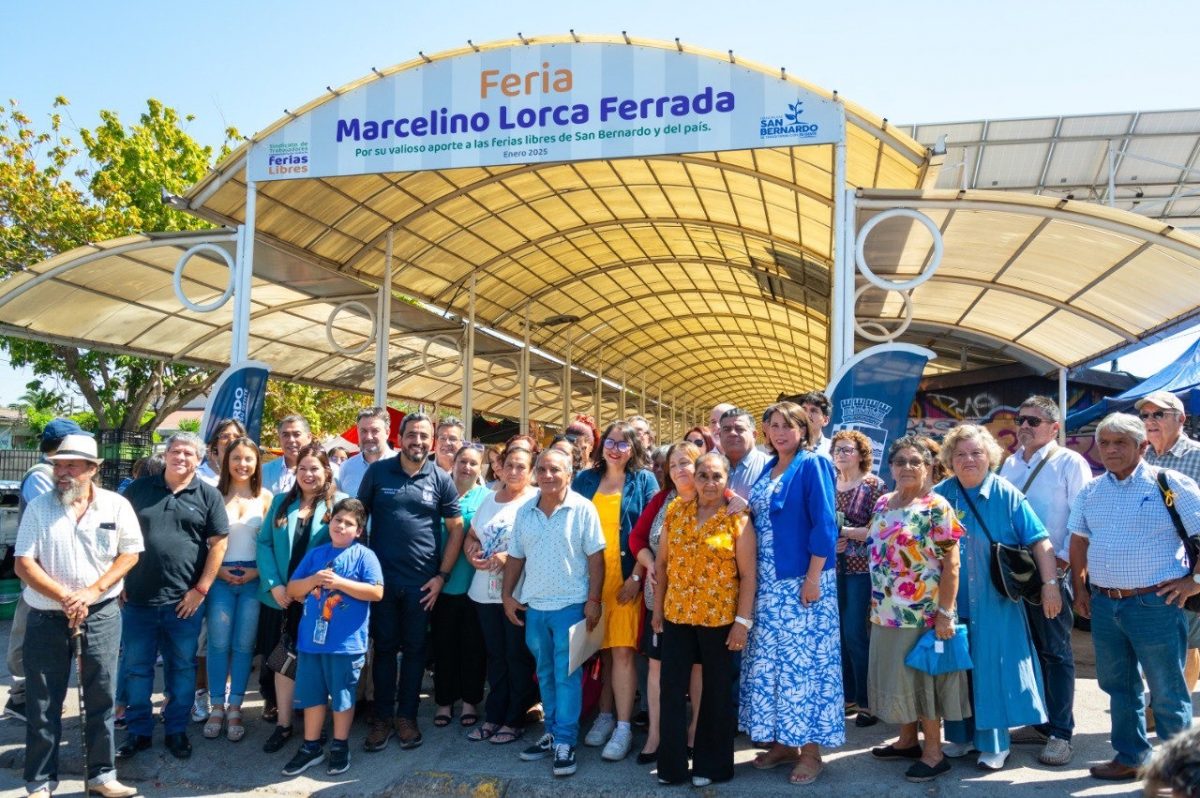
[{"x1": 71, "y1": 624, "x2": 90, "y2": 791}]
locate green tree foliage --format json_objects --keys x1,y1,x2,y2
[
  {"x1": 260, "y1": 380, "x2": 377, "y2": 448},
  {"x1": 0, "y1": 97, "x2": 240, "y2": 432}
]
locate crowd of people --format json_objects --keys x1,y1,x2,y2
[{"x1": 6, "y1": 390, "x2": 1200, "y2": 796}]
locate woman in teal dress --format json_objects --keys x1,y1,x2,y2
[{"x1": 933, "y1": 424, "x2": 1062, "y2": 770}]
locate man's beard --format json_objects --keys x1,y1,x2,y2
[{"x1": 56, "y1": 477, "x2": 88, "y2": 505}]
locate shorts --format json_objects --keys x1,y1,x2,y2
[
  {"x1": 1186, "y1": 609, "x2": 1200, "y2": 650},
  {"x1": 295, "y1": 652, "x2": 365, "y2": 712}
]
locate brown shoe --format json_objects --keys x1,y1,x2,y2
[
  {"x1": 88, "y1": 779, "x2": 139, "y2": 797},
  {"x1": 395, "y1": 716, "x2": 423, "y2": 749},
  {"x1": 1089, "y1": 760, "x2": 1139, "y2": 781},
  {"x1": 363, "y1": 717, "x2": 393, "y2": 752}
]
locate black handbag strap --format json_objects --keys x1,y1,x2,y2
[
  {"x1": 1156, "y1": 470, "x2": 1196, "y2": 568},
  {"x1": 1020, "y1": 448, "x2": 1058, "y2": 494},
  {"x1": 955, "y1": 478, "x2": 995, "y2": 545}
]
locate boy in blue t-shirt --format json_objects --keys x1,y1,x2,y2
[{"x1": 281, "y1": 498, "x2": 383, "y2": 776}]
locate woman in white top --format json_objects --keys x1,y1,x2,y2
[
  {"x1": 204, "y1": 436, "x2": 272, "y2": 742},
  {"x1": 463, "y1": 443, "x2": 539, "y2": 744}
]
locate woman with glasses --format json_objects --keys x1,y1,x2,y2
[
  {"x1": 830, "y1": 430, "x2": 886, "y2": 727},
  {"x1": 866, "y1": 437, "x2": 968, "y2": 783},
  {"x1": 934, "y1": 424, "x2": 1059, "y2": 771},
  {"x1": 572, "y1": 420, "x2": 659, "y2": 761},
  {"x1": 204, "y1": 437, "x2": 273, "y2": 742},
  {"x1": 739, "y1": 401, "x2": 841, "y2": 785},
  {"x1": 430, "y1": 444, "x2": 491, "y2": 730},
  {"x1": 464, "y1": 442, "x2": 540, "y2": 744},
  {"x1": 683, "y1": 426, "x2": 714, "y2": 454}
]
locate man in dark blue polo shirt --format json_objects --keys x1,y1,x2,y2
[
  {"x1": 358, "y1": 412, "x2": 462, "y2": 752},
  {"x1": 117, "y1": 432, "x2": 228, "y2": 761}
]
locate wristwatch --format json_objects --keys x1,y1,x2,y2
[
  {"x1": 438, "y1": 570, "x2": 452, "y2": 583},
  {"x1": 936, "y1": 606, "x2": 957, "y2": 622},
  {"x1": 631, "y1": 573, "x2": 642, "y2": 583},
  {"x1": 1192, "y1": 572, "x2": 1200, "y2": 585},
  {"x1": 1044, "y1": 578, "x2": 1059, "y2": 587},
  {"x1": 734, "y1": 615, "x2": 754, "y2": 631}
]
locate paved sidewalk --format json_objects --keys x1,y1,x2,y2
[{"x1": 0, "y1": 621, "x2": 1192, "y2": 797}]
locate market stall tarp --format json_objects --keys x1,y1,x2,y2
[{"x1": 1066, "y1": 335, "x2": 1200, "y2": 429}]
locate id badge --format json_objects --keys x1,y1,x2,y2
[
  {"x1": 487, "y1": 573, "x2": 503, "y2": 600},
  {"x1": 313, "y1": 617, "x2": 329, "y2": 646}
]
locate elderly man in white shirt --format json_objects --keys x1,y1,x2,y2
[
  {"x1": 998, "y1": 396, "x2": 1093, "y2": 766},
  {"x1": 14, "y1": 434, "x2": 143, "y2": 798}
]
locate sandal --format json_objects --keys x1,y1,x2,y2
[
  {"x1": 433, "y1": 707, "x2": 453, "y2": 728},
  {"x1": 752, "y1": 746, "x2": 801, "y2": 770},
  {"x1": 467, "y1": 722, "x2": 498, "y2": 742},
  {"x1": 226, "y1": 707, "x2": 245, "y2": 742},
  {"x1": 789, "y1": 753, "x2": 824, "y2": 786},
  {"x1": 459, "y1": 712, "x2": 480, "y2": 728},
  {"x1": 489, "y1": 726, "x2": 523, "y2": 745},
  {"x1": 203, "y1": 707, "x2": 225, "y2": 739},
  {"x1": 262, "y1": 702, "x2": 278, "y2": 723}
]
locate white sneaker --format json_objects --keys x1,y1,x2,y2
[
  {"x1": 584, "y1": 714, "x2": 616, "y2": 747},
  {"x1": 190, "y1": 690, "x2": 211, "y2": 722},
  {"x1": 601, "y1": 726, "x2": 632, "y2": 761},
  {"x1": 977, "y1": 750, "x2": 1010, "y2": 770},
  {"x1": 942, "y1": 741, "x2": 977, "y2": 758}
]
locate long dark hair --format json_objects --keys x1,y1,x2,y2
[
  {"x1": 217, "y1": 436, "x2": 262, "y2": 497},
  {"x1": 591, "y1": 420, "x2": 649, "y2": 473},
  {"x1": 273, "y1": 443, "x2": 337, "y2": 528}
]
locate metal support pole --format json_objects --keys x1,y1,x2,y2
[
  {"x1": 594, "y1": 349, "x2": 603, "y2": 425},
  {"x1": 232, "y1": 180, "x2": 257, "y2": 364},
  {"x1": 640, "y1": 377, "x2": 646, "y2": 416},
  {"x1": 618, "y1": 367, "x2": 626, "y2": 418},
  {"x1": 1058, "y1": 368, "x2": 1068, "y2": 445},
  {"x1": 1107, "y1": 141, "x2": 1117, "y2": 207},
  {"x1": 463, "y1": 272, "x2": 476, "y2": 440},
  {"x1": 656, "y1": 389, "x2": 663, "y2": 441},
  {"x1": 520, "y1": 302, "x2": 530, "y2": 435},
  {"x1": 562, "y1": 336, "x2": 573, "y2": 428},
  {"x1": 373, "y1": 232, "x2": 393, "y2": 405},
  {"x1": 829, "y1": 105, "x2": 850, "y2": 379}
]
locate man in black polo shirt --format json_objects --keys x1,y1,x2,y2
[
  {"x1": 117, "y1": 432, "x2": 228, "y2": 761},
  {"x1": 358, "y1": 412, "x2": 463, "y2": 752}
]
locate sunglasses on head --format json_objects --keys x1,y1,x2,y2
[
  {"x1": 685, "y1": 438, "x2": 706, "y2": 448},
  {"x1": 1139, "y1": 409, "x2": 1175, "y2": 421},
  {"x1": 1016, "y1": 415, "x2": 1046, "y2": 428}
]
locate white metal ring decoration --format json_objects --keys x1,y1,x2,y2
[
  {"x1": 324, "y1": 300, "x2": 376, "y2": 356},
  {"x1": 530, "y1": 372, "x2": 560, "y2": 406},
  {"x1": 173, "y1": 243, "x2": 236, "y2": 313},
  {"x1": 486, "y1": 356, "x2": 519, "y2": 393},
  {"x1": 853, "y1": 283, "x2": 914, "y2": 343},
  {"x1": 854, "y1": 208, "x2": 944, "y2": 292},
  {"x1": 421, "y1": 333, "x2": 464, "y2": 378}
]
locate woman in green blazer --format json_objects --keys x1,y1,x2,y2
[{"x1": 256, "y1": 443, "x2": 346, "y2": 753}]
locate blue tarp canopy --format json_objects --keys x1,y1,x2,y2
[{"x1": 1066, "y1": 336, "x2": 1200, "y2": 429}]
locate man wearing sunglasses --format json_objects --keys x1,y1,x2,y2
[
  {"x1": 1135, "y1": 390, "x2": 1200, "y2": 706},
  {"x1": 998, "y1": 396, "x2": 1093, "y2": 766}
]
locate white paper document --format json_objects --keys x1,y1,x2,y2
[{"x1": 567, "y1": 613, "x2": 605, "y2": 674}]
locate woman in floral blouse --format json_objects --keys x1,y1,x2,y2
[{"x1": 866, "y1": 436, "x2": 969, "y2": 783}]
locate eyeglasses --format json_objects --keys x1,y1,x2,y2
[
  {"x1": 603, "y1": 439, "x2": 632, "y2": 453},
  {"x1": 1139, "y1": 410, "x2": 1176, "y2": 421},
  {"x1": 685, "y1": 438, "x2": 706, "y2": 448},
  {"x1": 461, "y1": 442, "x2": 486, "y2": 451},
  {"x1": 832, "y1": 446, "x2": 858, "y2": 456},
  {"x1": 1016, "y1": 415, "x2": 1046, "y2": 428},
  {"x1": 891, "y1": 457, "x2": 927, "y2": 469}
]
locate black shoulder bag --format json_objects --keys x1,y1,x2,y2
[
  {"x1": 956, "y1": 479, "x2": 1043, "y2": 605},
  {"x1": 1154, "y1": 470, "x2": 1200, "y2": 613}
]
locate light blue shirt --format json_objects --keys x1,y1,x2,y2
[
  {"x1": 509, "y1": 489, "x2": 605, "y2": 612},
  {"x1": 338, "y1": 448, "x2": 396, "y2": 497},
  {"x1": 728, "y1": 448, "x2": 769, "y2": 500}
]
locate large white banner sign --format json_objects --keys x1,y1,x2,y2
[{"x1": 248, "y1": 42, "x2": 844, "y2": 180}]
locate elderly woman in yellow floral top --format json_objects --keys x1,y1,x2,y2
[
  {"x1": 651, "y1": 452, "x2": 756, "y2": 787},
  {"x1": 866, "y1": 436, "x2": 969, "y2": 784}
]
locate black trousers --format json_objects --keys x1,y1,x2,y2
[
  {"x1": 659, "y1": 620, "x2": 735, "y2": 784},
  {"x1": 430, "y1": 592, "x2": 486, "y2": 707},
  {"x1": 475, "y1": 600, "x2": 538, "y2": 727},
  {"x1": 256, "y1": 606, "x2": 284, "y2": 706}
]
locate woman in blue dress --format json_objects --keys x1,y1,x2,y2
[
  {"x1": 739, "y1": 401, "x2": 843, "y2": 786},
  {"x1": 934, "y1": 423, "x2": 1062, "y2": 770}
]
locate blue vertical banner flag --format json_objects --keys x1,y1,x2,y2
[
  {"x1": 825, "y1": 344, "x2": 935, "y2": 488},
  {"x1": 201, "y1": 360, "x2": 271, "y2": 445}
]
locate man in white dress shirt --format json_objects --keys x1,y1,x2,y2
[{"x1": 338, "y1": 407, "x2": 396, "y2": 497}]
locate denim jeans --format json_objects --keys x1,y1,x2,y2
[
  {"x1": 837, "y1": 570, "x2": 871, "y2": 709},
  {"x1": 1025, "y1": 580, "x2": 1075, "y2": 739},
  {"x1": 206, "y1": 576, "x2": 261, "y2": 706},
  {"x1": 370, "y1": 582, "x2": 429, "y2": 720},
  {"x1": 1090, "y1": 589, "x2": 1191, "y2": 766},
  {"x1": 122, "y1": 602, "x2": 204, "y2": 736},
  {"x1": 24, "y1": 600, "x2": 121, "y2": 792},
  {"x1": 525, "y1": 603, "x2": 584, "y2": 746}
]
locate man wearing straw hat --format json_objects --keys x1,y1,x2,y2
[{"x1": 14, "y1": 433, "x2": 143, "y2": 798}]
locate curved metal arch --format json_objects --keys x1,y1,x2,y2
[
  {"x1": 897, "y1": 320, "x2": 1061, "y2": 371},
  {"x1": 656, "y1": 363, "x2": 810, "y2": 399}
]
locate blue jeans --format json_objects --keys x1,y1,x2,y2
[
  {"x1": 206, "y1": 576, "x2": 261, "y2": 706},
  {"x1": 525, "y1": 603, "x2": 584, "y2": 747},
  {"x1": 370, "y1": 582, "x2": 429, "y2": 720},
  {"x1": 1090, "y1": 589, "x2": 1191, "y2": 766},
  {"x1": 1025, "y1": 580, "x2": 1075, "y2": 739},
  {"x1": 837, "y1": 570, "x2": 871, "y2": 709},
  {"x1": 122, "y1": 603, "x2": 204, "y2": 736}
]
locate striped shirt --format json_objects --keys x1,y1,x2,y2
[
  {"x1": 1068, "y1": 460, "x2": 1200, "y2": 589},
  {"x1": 1145, "y1": 434, "x2": 1200, "y2": 484}
]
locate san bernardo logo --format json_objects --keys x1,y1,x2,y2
[{"x1": 759, "y1": 100, "x2": 820, "y2": 141}]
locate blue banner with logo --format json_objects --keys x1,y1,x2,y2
[
  {"x1": 201, "y1": 360, "x2": 271, "y2": 446},
  {"x1": 825, "y1": 344, "x2": 935, "y2": 488}
]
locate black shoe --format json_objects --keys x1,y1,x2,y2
[
  {"x1": 855, "y1": 712, "x2": 879, "y2": 728},
  {"x1": 327, "y1": 743, "x2": 351, "y2": 775},
  {"x1": 281, "y1": 743, "x2": 325, "y2": 776},
  {"x1": 553, "y1": 744, "x2": 577, "y2": 777},
  {"x1": 632, "y1": 709, "x2": 649, "y2": 728},
  {"x1": 636, "y1": 749, "x2": 658, "y2": 765},
  {"x1": 165, "y1": 732, "x2": 192, "y2": 759},
  {"x1": 263, "y1": 724, "x2": 294, "y2": 754},
  {"x1": 3, "y1": 697, "x2": 26, "y2": 723},
  {"x1": 520, "y1": 733, "x2": 554, "y2": 761},
  {"x1": 905, "y1": 757, "x2": 951, "y2": 782},
  {"x1": 116, "y1": 734, "x2": 153, "y2": 760},
  {"x1": 114, "y1": 715, "x2": 127, "y2": 731},
  {"x1": 872, "y1": 743, "x2": 923, "y2": 760}
]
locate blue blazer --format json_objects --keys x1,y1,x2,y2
[
  {"x1": 572, "y1": 467, "x2": 659, "y2": 580},
  {"x1": 760, "y1": 452, "x2": 838, "y2": 579},
  {"x1": 256, "y1": 491, "x2": 347, "y2": 609}
]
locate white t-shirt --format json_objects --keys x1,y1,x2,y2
[{"x1": 467, "y1": 488, "x2": 536, "y2": 604}]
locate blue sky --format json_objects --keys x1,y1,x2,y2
[{"x1": 2, "y1": 0, "x2": 1198, "y2": 405}]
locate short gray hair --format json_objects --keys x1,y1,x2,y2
[
  {"x1": 1142, "y1": 723, "x2": 1200, "y2": 797},
  {"x1": 164, "y1": 431, "x2": 205, "y2": 459},
  {"x1": 940, "y1": 424, "x2": 1004, "y2": 472},
  {"x1": 277, "y1": 414, "x2": 312, "y2": 435},
  {"x1": 1019, "y1": 395, "x2": 1061, "y2": 423},
  {"x1": 1095, "y1": 412, "x2": 1145, "y2": 446},
  {"x1": 356, "y1": 406, "x2": 390, "y2": 430}
]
